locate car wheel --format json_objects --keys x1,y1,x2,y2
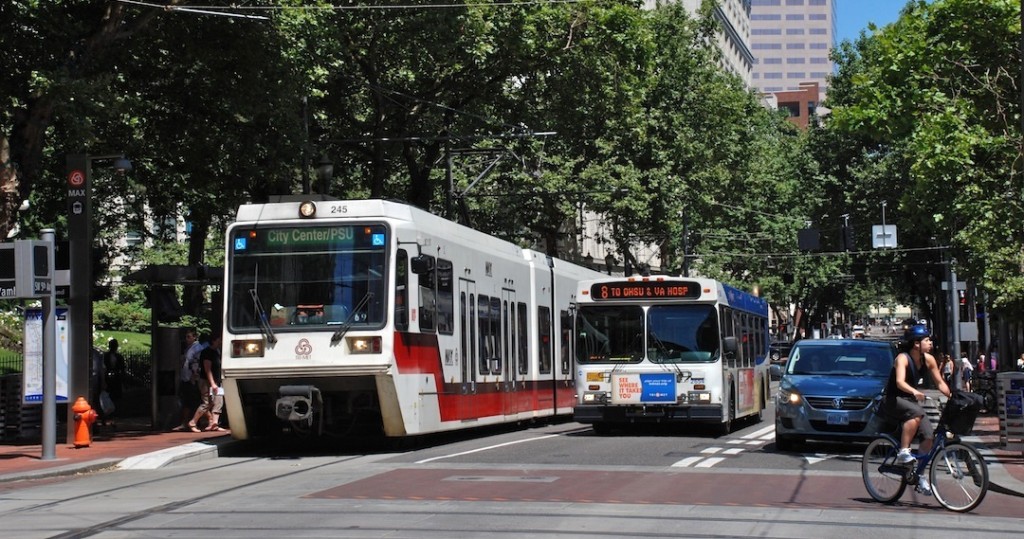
[{"x1": 775, "y1": 433, "x2": 797, "y2": 452}]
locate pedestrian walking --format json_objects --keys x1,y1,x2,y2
[
  {"x1": 960, "y1": 352, "x2": 973, "y2": 392},
  {"x1": 188, "y1": 334, "x2": 225, "y2": 433},
  {"x1": 102, "y1": 339, "x2": 126, "y2": 427},
  {"x1": 177, "y1": 329, "x2": 207, "y2": 431}
]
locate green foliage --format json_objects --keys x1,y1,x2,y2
[
  {"x1": 826, "y1": 0, "x2": 1023, "y2": 316},
  {"x1": 93, "y1": 299, "x2": 150, "y2": 334}
]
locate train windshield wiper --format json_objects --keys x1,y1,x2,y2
[
  {"x1": 331, "y1": 292, "x2": 374, "y2": 345},
  {"x1": 249, "y1": 288, "x2": 277, "y2": 344}
]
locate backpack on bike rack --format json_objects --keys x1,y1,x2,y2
[{"x1": 941, "y1": 390, "x2": 984, "y2": 435}]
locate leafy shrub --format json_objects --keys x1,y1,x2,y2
[{"x1": 93, "y1": 299, "x2": 151, "y2": 333}]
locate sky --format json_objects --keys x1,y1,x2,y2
[{"x1": 834, "y1": 0, "x2": 912, "y2": 44}]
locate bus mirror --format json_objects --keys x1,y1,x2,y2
[
  {"x1": 723, "y1": 336, "x2": 738, "y2": 355},
  {"x1": 410, "y1": 255, "x2": 434, "y2": 275}
]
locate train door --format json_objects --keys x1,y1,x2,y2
[
  {"x1": 502, "y1": 288, "x2": 517, "y2": 417},
  {"x1": 458, "y1": 278, "x2": 477, "y2": 419}
]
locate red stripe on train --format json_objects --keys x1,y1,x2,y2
[{"x1": 393, "y1": 332, "x2": 574, "y2": 422}]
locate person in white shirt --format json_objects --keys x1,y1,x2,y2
[{"x1": 960, "y1": 353, "x2": 973, "y2": 391}]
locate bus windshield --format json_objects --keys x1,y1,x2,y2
[
  {"x1": 575, "y1": 306, "x2": 644, "y2": 364},
  {"x1": 227, "y1": 224, "x2": 388, "y2": 332},
  {"x1": 646, "y1": 305, "x2": 719, "y2": 363},
  {"x1": 575, "y1": 304, "x2": 720, "y2": 365}
]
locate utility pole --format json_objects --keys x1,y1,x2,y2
[{"x1": 949, "y1": 256, "x2": 960, "y2": 358}]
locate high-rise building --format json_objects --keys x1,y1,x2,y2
[
  {"x1": 647, "y1": 0, "x2": 755, "y2": 88},
  {"x1": 748, "y1": 0, "x2": 836, "y2": 103}
]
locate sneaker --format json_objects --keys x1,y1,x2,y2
[
  {"x1": 916, "y1": 476, "x2": 932, "y2": 495},
  {"x1": 896, "y1": 448, "x2": 916, "y2": 464}
]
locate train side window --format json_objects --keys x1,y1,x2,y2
[
  {"x1": 517, "y1": 302, "x2": 528, "y2": 375},
  {"x1": 395, "y1": 249, "x2": 408, "y2": 331},
  {"x1": 418, "y1": 255, "x2": 436, "y2": 333},
  {"x1": 436, "y1": 259, "x2": 454, "y2": 335},
  {"x1": 538, "y1": 306, "x2": 552, "y2": 375},
  {"x1": 490, "y1": 297, "x2": 502, "y2": 374},
  {"x1": 478, "y1": 295, "x2": 491, "y2": 374},
  {"x1": 560, "y1": 310, "x2": 572, "y2": 374}
]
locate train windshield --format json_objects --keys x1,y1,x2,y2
[
  {"x1": 575, "y1": 304, "x2": 719, "y2": 364},
  {"x1": 227, "y1": 224, "x2": 388, "y2": 332}
]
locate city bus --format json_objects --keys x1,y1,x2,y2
[{"x1": 572, "y1": 276, "x2": 769, "y2": 434}]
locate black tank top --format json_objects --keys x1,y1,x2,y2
[{"x1": 885, "y1": 352, "x2": 921, "y2": 405}]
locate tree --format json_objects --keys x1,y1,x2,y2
[{"x1": 825, "y1": 0, "x2": 1024, "y2": 315}]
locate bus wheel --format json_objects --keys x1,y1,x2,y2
[{"x1": 720, "y1": 398, "x2": 734, "y2": 436}]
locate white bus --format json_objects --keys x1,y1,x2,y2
[
  {"x1": 220, "y1": 196, "x2": 604, "y2": 439},
  {"x1": 572, "y1": 276, "x2": 770, "y2": 434}
]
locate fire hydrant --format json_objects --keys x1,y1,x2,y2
[{"x1": 72, "y1": 396, "x2": 98, "y2": 448}]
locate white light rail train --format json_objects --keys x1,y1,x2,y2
[
  {"x1": 572, "y1": 276, "x2": 770, "y2": 434},
  {"x1": 220, "y1": 197, "x2": 604, "y2": 439}
]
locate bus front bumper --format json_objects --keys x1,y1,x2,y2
[{"x1": 574, "y1": 404, "x2": 723, "y2": 424}]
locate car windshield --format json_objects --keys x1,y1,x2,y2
[{"x1": 785, "y1": 342, "x2": 894, "y2": 377}]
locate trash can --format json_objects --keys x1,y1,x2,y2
[{"x1": 995, "y1": 372, "x2": 1024, "y2": 454}]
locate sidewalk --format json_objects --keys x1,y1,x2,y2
[
  {"x1": 0, "y1": 414, "x2": 1021, "y2": 497},
  {"x1": 0, "y1": 416, "x2": 233, "y2": 483}
]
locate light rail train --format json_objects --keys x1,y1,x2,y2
[{"x1": 220, "y1": 197, "x2": 604, "y2": 439}]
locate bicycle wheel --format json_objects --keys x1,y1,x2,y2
[
  {"x1": 862, "y1": 436, "x2": 907, "y2": 503},
  {"x1": 929, "y1": 442, "x2": 988, "y2": 512}
]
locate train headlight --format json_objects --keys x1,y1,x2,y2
[
  {"x1": 298, "y1": 201, "x2": 317, "y2": 218},
  {"x1": 231, "y1": 339, "x2": 264, "y2": 358},
  {"x1": 347, "y1": 336, "x2": 381, "y2": 354}
]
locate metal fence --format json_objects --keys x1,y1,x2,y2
[{"x1": 0, "y1": 352, "x2": 152, "y2": 390}]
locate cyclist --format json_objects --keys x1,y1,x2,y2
[{"x1": 882, "y1": 324, "x2": 951, "y2": 494}]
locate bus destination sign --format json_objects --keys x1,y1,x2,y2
[{"x1": 590, "y1": 281, "x2": 702, "y2": 300}]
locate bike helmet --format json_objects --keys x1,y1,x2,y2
[{"x1": 903, "y1": 324, "x2": 930, "y2": 342}]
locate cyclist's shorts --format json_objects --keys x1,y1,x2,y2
[{"x1": 887, "y1": 397, "x2": 934, "y2": 441}]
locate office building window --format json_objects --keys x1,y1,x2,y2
[
  {"x1": 809, "y1": 0, "x2": 826, "y2": 4},
  {"x1": 810, "y1": 28, "x2": 828, "y2": 35},
  {"x1": 809, "y1": 13, "x2": 827, "y2": 20},
  {"x1": 787, "y1": 72, "x2": 806, "y2": 79},
  {"x1": 785, "y1": 0, "x2": 804, "y2": 5},
  {"x1": 786, "y1": 14, "x2": 805, "y2": 20},
  {"x1": 787, "y1": 28, "x2": 805, "y2": 35},
  {"x1": 751, "y1": 14, "x2": 781, "y2": 20},
  {"x1": 751, "y1": 0, "x2": 781, "y2": 5},
  {"x1": 763, "y1": 57, "x2": 783, "y2": 64},
  {"x1": 787, "y1": 57, "x2": 806, "y2": 64},
  {"x1": 810, "y1": 57, "x2": 829, "y2": 64},
  {"x1": 810, "y1": 72, "x2": 829, "y2": 78},
  {"x1": 753, "y1": 43, "x2": 783, "y2": 50},
  {"x1": 810, "y1": 43, "x2": 829, "y2": 49},
  {"x1": 787, "y1": 43, "x2": 805, "y2": 49},
  {"x1": 752, "y1": 28, "x2": 782, "y2": 35},
  {"x1": 764, "y1": 72, "x2": 783, "y2": 79}
]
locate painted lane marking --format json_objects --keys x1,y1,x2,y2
[
  {"x1": 696, "y1": 457, "x2": 725, "y2": 468},
  {"x1": 415, "y1": 434, "x2": 559, "y2": 464},
  {"x1": 670, "y1": 456, "x2": 706, "y2": 467},
  {"x1": 743, "y1": 425, "x2": 776, "y2": 439}
]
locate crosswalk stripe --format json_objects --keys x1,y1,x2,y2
[
  {"x1": 696, "y1": 457, "x2": 725, "y2": 468},
  {"x1": 671, "y1": 456, "x2": 705, "y2": 467}
]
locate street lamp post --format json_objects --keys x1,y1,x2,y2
[
  {"x1": 316, "y1": 154, "x2": 334, "y2": 195},
  {"x1": 65, "y1": 154, "x2": 131, "y2": 442}
]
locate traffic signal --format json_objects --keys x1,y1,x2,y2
[
  {"x1": 958, "y1": 289, "x2": 966, "y2": 305},
  {"x1": 838, "y1": 223, "x2": 854, "y2": 251}
]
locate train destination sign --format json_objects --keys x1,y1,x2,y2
[
  {"x1": 590, "y1": 280, "x2": 702, "y2": 300},
  {"x1": 234, "y1": 225, "x2": 387, "y2": 252}
]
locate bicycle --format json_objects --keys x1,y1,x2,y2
[{"x1": 861, "y1": 394, "x2": 989, "y2": 512}]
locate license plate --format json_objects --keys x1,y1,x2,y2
[{"x1": 827, "y1": 413, "x2": 849, "y2": 426}]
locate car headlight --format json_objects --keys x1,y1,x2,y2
[{"x1": 778, "y1": 387, "x2": 801, "y2": 405}]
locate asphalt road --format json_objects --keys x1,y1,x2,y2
[{"x1": 2, "y1": 390, "x2": 1022, "y2": 538}]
